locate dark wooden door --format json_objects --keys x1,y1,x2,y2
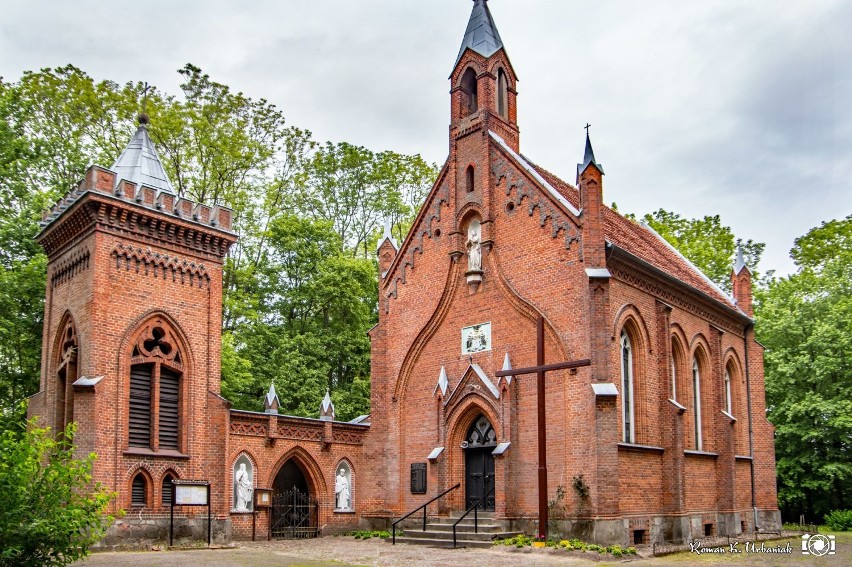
[{"x1": 465, "y1": 447, "x2": 495, "y2": 510}]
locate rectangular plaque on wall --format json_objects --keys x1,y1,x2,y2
[{"x1": 410, "y1": 463, "x2": 427, "y2": 494}]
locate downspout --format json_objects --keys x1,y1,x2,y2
[{"x1": 743, "y1": 322, "x2": 758, "y2": 531}]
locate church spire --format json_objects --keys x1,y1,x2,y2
[
  {"x1": 110, "y1": 113, "x2": 176, "y2": 194},
  {"x1": 454, "y1": 0, "x2": 505, "y2": 68},
  {"x1": 731, "y1": 244, "x2": 754, "y2": 316},
  {"x1": 577, "y1": 128, "x2": 604, "y2": 178}
]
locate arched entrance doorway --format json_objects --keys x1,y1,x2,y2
[
  {"x1": 464, "y1": 415, "x2": 496, "y2": 510},
  {"x1": 271, "y1": 459, "x2": 318, "y2": 538}
]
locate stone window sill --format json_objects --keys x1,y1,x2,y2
[
  {"x1": 334, "y1": 509, "x2": 356, "y2": 514},
  {"x1": 617, "y1": 443, "x2": 665, "y2": 453},
  {"x1": 684, "y1": 449, "x2": 719, "y2": 458},
  {"x1": 229, "y1": 510, "x2": 254, "y2": 515},
  {"x1": 124, "y1": 447, "x2": 190, "y2": 459},
  {"x1": 735, "y1": 455, "x2": 754, "y2": 461}
]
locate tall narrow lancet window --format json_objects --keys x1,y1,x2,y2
[
  {"x1": 497, "y1": 68, "x2": 508, "y2": 118},
  {"x1": 465, "y1": 165, "x2": 475, "y2": 193},
  {"x1": 55, "y1": 318, "x2": 78, "y2": 435},
  {"x1": 724, "y1": 368, "x2": 733, "y2": 416},
  {"x1": 461, "y1": 67, "x2": 478, "y2": 116},
  {"x1": 620, "y1": 330, "x2": 635, "y2": 443},
  {"x1": 129, "y1": 320, "x2": 184, "y2": 451},
  {"x1": 670, "y1": 338, "x2": 680, "y2": 401},
  {"x1": 692, "y1": 358, "x2": 703, "y2": 450}
]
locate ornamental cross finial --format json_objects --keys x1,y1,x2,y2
[{"x1": 584, "y1": 123, "x2": 591, "y2": 135}]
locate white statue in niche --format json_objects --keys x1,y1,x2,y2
[
  {"x1": 234, "y1": 462, "x2": 253, "y2": 511},
  {"x1": 335, "y1": 467, "x2": 351, "y2": 510},
  {"x1": 466, "y1": 219, "x2": 482, "y2": 272}
]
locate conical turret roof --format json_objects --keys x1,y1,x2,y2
[
  {"x1": 454, "y1": 0, "x2": 505, "y2": 68},
  {"x1": 110, "y1": 114, "x2": 175, "y2": 194}
]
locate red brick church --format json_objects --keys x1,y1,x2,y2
[{"x1": 28, "y1": 0, "x2": 779, "y2": 547}]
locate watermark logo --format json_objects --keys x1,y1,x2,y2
[{"x1": 802, "y1": 534, "x2": 835, "y2": 556}]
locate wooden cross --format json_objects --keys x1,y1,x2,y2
[{"x1": 495, "y1": 315, "x2": 590, "y2": 540}]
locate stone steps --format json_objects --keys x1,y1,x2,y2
[{"x1": 393, "y1": 511, "x2": 521, "y2": 549}]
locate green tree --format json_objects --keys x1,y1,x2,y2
[
  {"x1": 641, "y1": 209, "x2": 765, "y2": 292},
  {"x1": 756, "y1": 215, "x2": 852, "y2": 523},
  {"x1": 0, "y1": 406, "x2": 114, "y2": 566},
  {"x1": 223, "y1": 215, "x2": 375, "y2": 419}
]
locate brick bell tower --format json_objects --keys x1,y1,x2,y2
[
  {"x1": 29, "y1": 113, "x2": 237, "y2": 520},
  {"x1": 449, "y1": 0, "x2": 518, "y2": 289}
]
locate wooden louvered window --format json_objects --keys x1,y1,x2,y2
[
  {"x1": 132, "y1": 474, "x2": 147, "y2": 507},
  {"x1": 129, "y1": 365, "x2": 152, "y2": 447},
  {"x1": 159, "y1": 369, "x2": 180, "y2": 450},
  {"x1": 128, "y1": 320, "x2": 183, "y2": 452},
  {"x1": 162, "y1": 474, "x2": 175, "y2": 507}
]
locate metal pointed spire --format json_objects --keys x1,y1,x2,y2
[
  {"x1": 110, "y1": 113, "x2": 176, "y2": 194},
  {"x1": 733, "y1": 244, "x2": 748, "y2": 274},
  {"x1": 264, "y1": 382, "x2": 280, "y2": 414},
  {"x1": 577, "y1": 127, "x2": 604, "y2": 177},
  {"x1": 320, "y1": 388, "x2": 335, "y2": 421},
  {"x1": 454, "y1": 0, "x2": 505, "y2": 68},
  {"x1": 376, "y1": 217, "x2": 399, "y2": 251}
]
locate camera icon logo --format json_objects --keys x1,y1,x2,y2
[{"x1": 801, "y1": 533, "x2": 835, "y2": 556}]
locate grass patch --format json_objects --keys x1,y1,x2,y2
[
  {"x1": 340, "y1": 529, "x2": 393, "y2": 539},
  {"x1": 493, "y1": 535, "x2": 637, "y2": 556}
]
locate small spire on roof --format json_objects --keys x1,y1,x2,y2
[
  {"x1": 264, "y1": 382, "x2": 280, "y2": 414},
  {"x1": 454, "y1": 0, "x2": 505, "y2": 68},
  {"x1": 320, "y1": 388, "x2": 335, "y2": 421},
  {"x1": 733, "y1": 244, "x2": 749, "y2": 275},
  {"x1": 376, "y1": 217, "x2": 399, "y2": 251},
  {"x1": 577, "y1": 127, "x2": 605, "y2": 177},
  {"x1": 111, "y1": 110, "x2": 176, "y2": 194}
]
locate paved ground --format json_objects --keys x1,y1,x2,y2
[{"x1": 74, "y1": 533, "x2": 850, "y2": 567}]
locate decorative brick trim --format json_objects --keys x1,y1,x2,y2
[
  {"x1": 51, "y1": 249, "x2": 90, "y2": 287},
  {"x1": 492, "y1": 156, "x2": 581, "y2": 251},
  {"x1": 112, "y1": 242, "x2": 209, "y2": 287},
  {"x1": 610, "y1": 260, "x2": 745, "y2": 336}
]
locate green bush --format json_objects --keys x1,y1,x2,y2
[
  {"x1": 824, "y1": 510, "x2": 852, "y2": 531},
  {"x1": 0, "y1": 408, "x2": 115, "y2": 567}
]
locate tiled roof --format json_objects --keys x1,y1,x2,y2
[{"x1": 524, "y1": 160, "x2": 737, "y2": 309}]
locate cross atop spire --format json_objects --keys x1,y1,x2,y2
[{"x1": 454, "y1": 0, "x2": 505, "y2": 68}]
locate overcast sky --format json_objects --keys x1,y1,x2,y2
[{"x1": 1, "y1": 0, "x2": 850, "y2": 277}]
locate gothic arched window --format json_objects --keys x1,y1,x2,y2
[
  {"x1": 128, "y1": 319, "x2": 184, "y2": 452},
  {"x1": 692, "y1": 357, "x2": 703, "y2": 450},
  {"x1": 620, "y1": 330, "x2": 635, "y2": 443},
  {"x1": 724, "y1": 368, "x2": 733, "y2": 416},
  {"x1": 162, "y1": 472, "x2": 176, "y2": 507},
  {"x1": 497, "y1": 68, "x2": 508, "y2": 118},
  {"x1": 55, "y1": 317, "x2": 78, "y2": 435},
  {"x1": 461, "y1": 68, "x2": 478, "y2": 116},
  {"x1": 466, "y1": 415, "x2": 497, "y2": 448},
  {"x1": 131, "y1": 473, "x2": 148, "y2": 508}
]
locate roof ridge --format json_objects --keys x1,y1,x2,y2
[{"x1": 639, "y1": 220, "x2": 736, "y2": 306}]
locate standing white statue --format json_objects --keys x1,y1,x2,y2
[
  {"x1": 235, "y1": 462, "x2": 253, "y2": 511},
  {"x1": 466, "y1": 220, "x2": 482, "y2": 272},
  {"x1": 335, "y1": 468, "x2": 350, "y2": 510}
]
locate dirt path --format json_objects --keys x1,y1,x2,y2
[{"x1": 75, "y1": 533, "x2": 850, "y2": 567}]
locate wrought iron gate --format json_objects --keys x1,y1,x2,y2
[{"x1": 270, "y1": 488, "x2": 319, "y2": 539}]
